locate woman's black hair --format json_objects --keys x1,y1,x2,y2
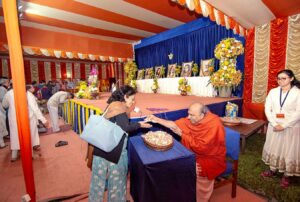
[
  {"x1": 277, "y1": 69, "x2": 300, "y2": 89},
  {"x1": 107, "y1": 85, "x2": 136, "y2": 104}
]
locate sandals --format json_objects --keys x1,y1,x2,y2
[
  {"x1": 280, "y1": 177, "x2": 289, "y2": 188},
  {"x1": 260, "y1": 170, "x2": 275, "y2": 178}
]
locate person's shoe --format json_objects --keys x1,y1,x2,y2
[
  {"x1": 280, "y1": 176, "x2": 289, "y2": 188},
  {"x1": 260, "y1": 170, "x2": 275, "y2": 178},
  {"x1": 0, "y1": 142, "x2": 7, "y2": 149},
  {"x1": 33, "y1": 145, "x2": 41, "y2": 151},
  {"x1": 11, "y1": 150, "x2": 18, "y2": 162}
]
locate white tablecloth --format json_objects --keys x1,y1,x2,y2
[{"x1": 136, "y1": 76, "x2": 216, "y2": 97}]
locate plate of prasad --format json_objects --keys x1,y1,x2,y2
[
  {"x1": 141, "y1": 131, "x2": 174, "y2": 151},
  {"x1": 220, "y1": 117, "x2": 241, "y2": 126}
]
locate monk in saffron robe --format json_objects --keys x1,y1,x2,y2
[{"x1": 146, "y1": 103, "x2": 226, "y2": 202}]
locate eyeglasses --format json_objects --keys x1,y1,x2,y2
[{"x1": 277, "y1": 77, "x2": 288, "y2": 81}]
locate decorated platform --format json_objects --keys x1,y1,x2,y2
[{"x1": 62, "y1": 92, "x2": 242, "y2": 135}]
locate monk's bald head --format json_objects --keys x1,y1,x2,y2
[
  {"x1": 189, "y1": 103, "x2": 203, "y2": 115},
  {"x1": 187, "y1": 103, "x2": 209, "y2": 124}
]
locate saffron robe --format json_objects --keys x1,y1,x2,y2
[{"x1": 175, "y1": 112, "x2": 226, "y2": 180}]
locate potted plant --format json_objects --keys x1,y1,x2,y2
[
  {"x1": 178, "y1": 78, "x2": 191, "y2": 96},
  {"x1": 151, "y1": 78, "x2": 159, "y2": 93},
  {"x1": 210, "y1": 38, "x2": 244, "y2": 97}
]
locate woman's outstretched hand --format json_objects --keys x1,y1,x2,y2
[{"x1": 139, "y1": 121, "x2": 152, "y2": 128}]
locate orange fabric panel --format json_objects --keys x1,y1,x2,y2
[
  {"x1": 262, "y1": 0, "x2": 300, "y2": 17},
  {"x1": 243, "y1": 28, "x2": 255, "y2": 103},
  {"x1": 193, "y1": 0, "x2": 202, "y2": 14},
  {"x1": 24, "y1": 13, "x2": 142, "y2": 41},
  {"x1": 125, "y1": 0, "x2": 200, "y2": 22},
  {"x1": 207, "y1": 4, "x2": 216, "y2": 22},
  {"x1": 0, "y1": 23, "x2": 133, "y2": 58},
  {"x1": 2, "y1": 0, "x2": 36, "y2": 201},
  {"x1": 267, "y1": 17, "x2": 288, "y2": 92},
  {"x1": 243, "y1": 102, "x2": 267, "y2": 121},
  {"x1": 22, "y1": 0, "x2": 166, "y2": 34}
]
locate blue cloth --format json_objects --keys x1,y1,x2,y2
[
  {"x1": 128, "y1": 136, "x2": 196, "y2": 202},
  {"x1": 134, "y1": 18, "x2": 245, "y2": 97}
]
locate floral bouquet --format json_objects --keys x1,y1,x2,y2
[
  {"x1": 210, "y1": 67, "x2": 242, "y2": 88},
  {"x1": 151, "y1": 78, "x2": 159, "y2": 93},
  {"x1": 124, "y1": 61, "x2": 138, "y2": 84},
  {"x1": 214, "y1": 38, "x2": 244, "y2": 59},
  {"x1": 210, "y1": 38, "x2": 244, "y2": 93},
  {"x1": 178, "y1": 78, "x2": 191, "y2": 96},
  {"x1": 75, "y1": 81, "x2": 87, "y2": 98}
]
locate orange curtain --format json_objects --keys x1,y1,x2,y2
[
  {"x1": 243, "y1": 28, "x2": 255, "y2": 104},
  {"x1": 267, "y1": 17, "x2": 288, "y2": 92}
]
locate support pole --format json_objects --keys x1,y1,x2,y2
[{"x1": 2, "y1": 1, "x2": 36, "y2": 201}]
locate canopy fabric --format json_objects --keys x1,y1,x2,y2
[{"x1": 0, "y1": 0, "x2": 299, "y2": 61}]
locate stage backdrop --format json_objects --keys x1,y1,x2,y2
[
  {"x1": 0, "y1": 56, "x2": 125, "y2": 85},
  {"x1": 134, "y1": 17, "x2": 245, "y2": 96},
  {"x1": 243, "y1": 14, "x2": 300, "y2": 119}
]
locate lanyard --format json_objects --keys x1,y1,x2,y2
[{"x1": 279, "y1": 88, "x2": 290, "y2": 111}]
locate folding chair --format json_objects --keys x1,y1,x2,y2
[{"x1": 214, "y1": 127, "x2": 240, "y2": 198}]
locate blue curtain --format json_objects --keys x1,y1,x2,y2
[{"x1": 134, "y1": 17, "x2": 245, "y2": 96}]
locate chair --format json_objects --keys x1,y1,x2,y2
[{"x1": 214, "y1": 127, "x2": 240, "y2": 198}]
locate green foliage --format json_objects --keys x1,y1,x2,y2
[{"x1": 238, "y1": 134, "x2": 300, "y2": 202}]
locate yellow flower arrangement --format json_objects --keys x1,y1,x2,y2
[
  {"x1": 175, "y1": 65, "x2": 182, "y2": 77},
  {"x1": 178, "y1": 78, "x2": 191, "y2": 95},
  {"x1": 124, "y1": 61, "x2": 138, "y2": 85},
  {"x1": 210, "y1": 67, "x2": 242, "y2": 88},
  {"x1": 214, "y1": 38, "x2": 244, "y2": 59},
  {"x1": 210, "y1": 38, "x2": 244, "y2": 89}
]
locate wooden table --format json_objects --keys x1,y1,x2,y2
[{"x1": 225, "y1": 120, "x2": 266, "y2": 153}]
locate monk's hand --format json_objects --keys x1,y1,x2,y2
[
  {"x1": 274, "y1": 125, "x2": 284, "y2": 132},
  {"x1": 139, "y1": 121, "x2": 152, "y2": 128}
]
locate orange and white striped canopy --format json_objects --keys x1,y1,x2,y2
[{"x1": 0, "y1": 0, "x2": 299, "y2": 61}]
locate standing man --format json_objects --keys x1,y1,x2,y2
[
  {"x1": 47, "y1": 91, "x2": 74, "y2": 133},
  {"x1": 0, "y1": 77, "x2": 10, "y2": 148},
  {"x1": 27, "y1": 85, "x2": 49, "y2": 152},
  {"x1": 146, "y1": 103, "x2": 226, "y2": 202}
]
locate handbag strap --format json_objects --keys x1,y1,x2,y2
[{"x1": 101, "y1": 104, "x2": 128, "y2": 137}]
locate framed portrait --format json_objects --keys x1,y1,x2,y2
[
  {"x1": 167, "y1": 63, "x2": 177, "y2": 78},
  {"x1": 200, "y1": 59, "x2": 215, "y2": 76},
  {"x1": 137, "y1": 69, "x2": 145, "y2": 80},
  {"x1": 155, "y1": 66, "x2": 163, "y2": 78},
  {"x1": 181, "y1": 62, "x2": 193, "y2": 77},
  {"x1": 145, "y1": 67, "x2": 153, "y2": 79}
]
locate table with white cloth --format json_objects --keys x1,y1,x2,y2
[{"x1": 136, "y1": 76, "x2": 216, "y2": 97}]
